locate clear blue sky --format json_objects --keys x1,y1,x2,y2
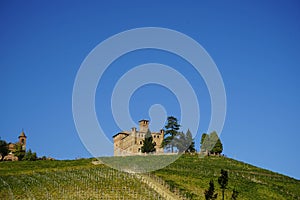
[{"x1": 1, "y1": 1, "x2": 300, "y2": 179}]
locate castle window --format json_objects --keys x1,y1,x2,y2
[
  {"x1": 154, "y1": 135, "x2": 156, "y2": 138},
  {"x1": 157, "y1": 135, "x2": 159, "y2": 138},
  {"x1": 140, "y1": 141, "x2": 142, "y2": 145}
]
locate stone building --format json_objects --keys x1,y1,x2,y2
[
  {"x1": 113, "y1": 120, "x2": 164, "y2": 156},
  {"x1": 3, "y1": 130, "x2": 27, "y2": 161}
]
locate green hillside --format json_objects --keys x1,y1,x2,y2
[
  {"x1": 152, "y1": 155, "x2": 300, "y2": 199},
  {"x1": 0, "y1": 155, "x2": 299, "y2": 199}
]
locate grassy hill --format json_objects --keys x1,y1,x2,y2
[
  {"x1": 0, "y1": 155, "x2": 299, "y2": 199},
  {"x1": 152, "y1": 155, "x2": 300, "y2": 199}
]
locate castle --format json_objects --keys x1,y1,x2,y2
[
  {"x1": 113, "y1": 120, "x2": 164, "y2": 156},
  {"x1": 3, "y1": 130, "x2": 27, "y2": 161}
]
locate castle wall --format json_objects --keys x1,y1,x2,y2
[{"x1": 113, "y1": 121, "x2": 164, "y2": 156}]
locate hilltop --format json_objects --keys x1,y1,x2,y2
[{"x1": 0, "y1": 155, "x2": 299, "y2": 199}]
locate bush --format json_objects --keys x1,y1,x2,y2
[{"x1": 23, "y1": 149, "x2": 37, "y2": 161}]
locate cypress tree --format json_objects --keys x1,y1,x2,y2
[{"x1": 141, "y1": 129, "x2": 156, "y2": 153}]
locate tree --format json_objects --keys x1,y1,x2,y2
[
  {"x1": 0, "y1": 139, "x2": 9, "y2": 161},
  {"x1": 231, "y1": 189, "x2": 239, "y2": 200},
  {"x1": 13, "y1": 143, "x2": 25, "y2": 161},
  {"x1": 23, "y1": 149, "x2": 37, "y2": 161},
  {"x1": 204, "y1": 180, "x2": 218, "y2": 200},
  {"x1": 173, "y1": 129, "x2": 196, "y2": 153},
  {"x1": 186, "y1": 129, "x2": 196, "y2": 153},
  {"x1": 210, "y1": 131, "x2": 223, "y2": 155},
  {"x1": 162, "y1": 116, "x2": 180, "y2": 153},
  {"x1": 212, "y1": 138, "x2": 223, "y2": 154},
  {"x1": 173, "y1": 131, "x2": 186, "y2": 153},
  {"x1": 200, "y1": 133, "x2": 210, "y2": 153},
  {"x1": 218, "y1": 169, "x2": 229, "y2": 200},
  {"x1": 141, "y1": 129, "x2": 156, "y2": 153},
  {"x1": 200, "y1": 132, "x2": 223, "y2": 155}
]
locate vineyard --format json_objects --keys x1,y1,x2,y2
[
  {"x1": 152, "y1": 155, "x2": 300, "y2": 199},
  {"x1": 0, "y1": 162, "x2": 163, "y2": 199},
  {"x1": 0, "y1": 155, "x2": 299, "y2": 199}
]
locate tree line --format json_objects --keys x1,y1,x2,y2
[
  {"x1": 141, "y1": 116, "x2": 223, "y2": 155},
  {"x1": 141, "y1": 116, "x2": 196, "y2": 154}
]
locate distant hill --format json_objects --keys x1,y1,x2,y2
[{"x1": 0, "y1": 155, "x2": 299, "y2": 199}]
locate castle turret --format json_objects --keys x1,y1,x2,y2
[
  {"x1": 139, "y1": 119, "x2": 149, "y2": 132},
  {"x1": 131, "y1": 127, "x2": 137, "y2": 144}
]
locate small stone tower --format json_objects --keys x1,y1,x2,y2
[
  {"x1": 18, "y1": 130, "x2": 27, "y2": 151},
  {"x1": 139, "y1": 119, "x2": 149, "y2": 132}
]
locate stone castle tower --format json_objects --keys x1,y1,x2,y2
[{"x1": 113, "y1": 120, "x2": 164, "y2": 156}]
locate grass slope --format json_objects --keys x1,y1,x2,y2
[
  {"x1": 153, "y1": 155, "x2": 300, "y2": 200},
  {"x1": 0, "y1": 155, "x2": 299, "y2": 199}
]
